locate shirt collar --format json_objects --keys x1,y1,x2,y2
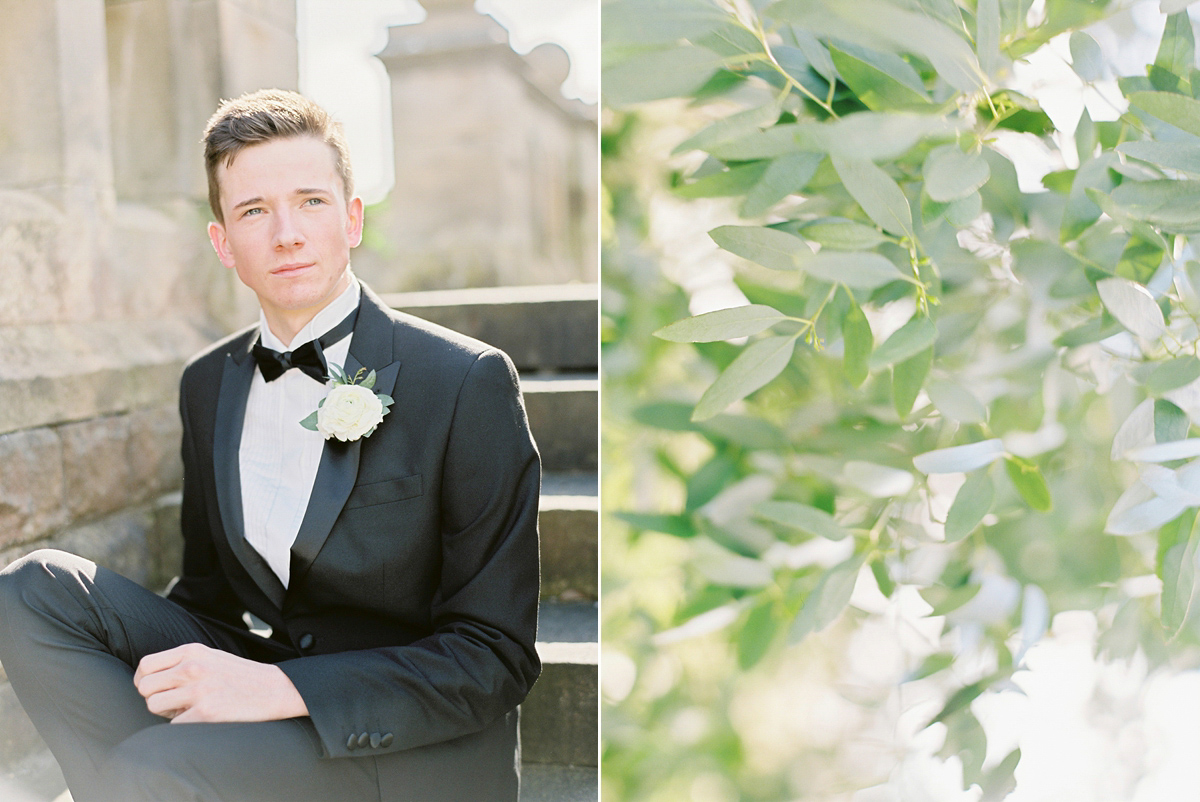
[{"x1": 259, "y1": 277, "x2": 361, "y2": 352}]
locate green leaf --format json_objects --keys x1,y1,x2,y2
[
  {"x1": 1156, "y1": 399, "x2": 1191, "y2": 443},
  {"x1": 976, "y1": 0, "x2": 1001, "y2": 77},
  {"x1": 675, "y1": 161, "x2": 770, "y2": 198},
  {"x1": 1161, "y1": 513, "x2": 1200, "y2": 637},
  {"x1": 1117, "y1": 141, "x2": 1200, "y2": 175},
  {"x1": 927, "y1": 379, "x2": 987, "y2": 424},
  {"x1": 1069, "y1": 31, "x2": 1104, "y2": 82},
  {"x1": 1156, "y1": 12, "x2": 1196, "y2": 82},
  {"x1": 827, "y1": 41, "x2": 930, "y2": 110},
  {"x1": 613, "y1": 512, "x2": 695, "y2": 538},
  {"x1": 1129, "y1": 91, "x2": 1200, "y2": 138},
  {"x1": 299, "y1": 411, "x2": 319, "y2": 431},
  {"x1": 913, "y1": 439, "x2": 1005, "y2": 474},
  {"x1": 710, "y1": 225, "x2": 804, "y2": 271},
  {"x1": 654, "y1": 304, "x2": 789, "y2": 342},
  {"x1": 800, "y1": 220, "x2": 888, "y2": 250},
  {"x1": 923, "y1": 145, "x2": 991, "y2": 202},
  {"x1": 742, "y1": 152, "x2": 823, "y2": 217},
  {"x1": 1146, "y1": 356, "x2": 1200, "y2": 395},
  {"x1": 602, "y1": 45, "x2": 723, "y2": 107},
  {"x1": 893, "y1": 347, "x2": 933, "y2": 417},
  {"x1": 789, "y1": 555, "x2": 865, "y2": 643},
  {"x1": 602, "y1": 0, "x2": 726, "y2": 46},
  {"x1": 1005, "y1": 456, "x2": 1052, "y2": 512},
  {"x1": 361, "y1": 369, "x2": 377, "y2": 390},
  {"x1": 944, "y1": 191, "x2": 982, "y2": 227},
  {"x1": 832, "y1": 154, "x2": 914, "y2": 238},
  {"x1": 1108, "y1": 178, "x2": 1200, "y2": 234},
  {"x1": 1053, "y1": 315, "x2": 1123, "y2": 347},
  {"x1": 693, "y1": 335, "x2": 797, "y2": 420},
  {"x1": 908, "y1": 652, "x2": 954, "y2": 681},
  {"x1": 755, "y1": 500, "x2": 850, "y2": 540},
  {"x1": 928, "y1": 675, "x2": 998, "y2": 726},
  {"x1": 789, "y1": 27, "x2": 837, "y2": 83},
  {"x1": 1076, "y1": 107, "x2": 1097, "y2": 161},
  {"x1": 945, "y1": 470, "x2": 995, "y2": 542},
  {"x1": 869, "y1": 316, "x2": 937, "y2": 369},
  {"x1": 799, "y1": 251, "x2": 906, "y2": 289},
  {"x1": 979, "y1": 749, "x2": 1021, "y2": 802},
  {"x1": 870, "y1": 556, "x2": 895, "y2": 597},
  {"x1": 841, "y1": 300, "x2": 873, "y2": 387},
  {"x1": 674, "y1": 102, "x2": 783, "y2": 155},
  {"x1": 1061, "y1": 153, "x2": 1119, "y2": 242},
  {"x1": 737, "y1": 598, "x2": 781, "y2": 669},
  {"x1": 1096, "y1": 276, "x2": 1167, "y2": 340},
  {"x1": 923, "y1": 581, "x2": 982, "y2": 616}
]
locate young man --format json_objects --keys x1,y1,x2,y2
[{"x1": 0, "y1": 90, "x2": 541, "y2": 801}]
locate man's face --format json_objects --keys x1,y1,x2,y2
[{"x1": 208, "y1": 136, "x2": 363, "y2": 336}]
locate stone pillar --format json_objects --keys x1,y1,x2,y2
[{"x1": 370, "y1": 0, "x2": 597, "y2": 292}]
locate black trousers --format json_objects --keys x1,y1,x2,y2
[{"x1": 0, "y1": 549, "x2": 382, "y2": 802}]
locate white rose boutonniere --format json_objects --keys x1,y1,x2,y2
[{"x1": 300, "y1": 364, "x2": 394, "y2": 441}]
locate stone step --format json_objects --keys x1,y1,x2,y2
[
  {"x1": 520, "y1": 764, "x2": 597, "y2": 802},
  {"x1": 522, "y1": 601, "x2": 597, "y2": 768},
  {"x1": 383, "y1": 284, "x2": 598, "y2": 373},
  {"x1": 521, "y1": 375, "x2": 597, "y2": 474},
  {"x1": 539, "y1": 473, "x2": 597, "y2": 601}
]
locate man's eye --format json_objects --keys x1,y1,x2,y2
[
  {"x1": 243, "y1": 208, "x2": 263, "y2": 216},
  {"x1": 303, "y1": 197, "x2": 324, "y2": 206}
]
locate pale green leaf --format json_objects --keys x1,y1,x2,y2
[
  {"x1": 602, "y1": 0, "x2": 727, "y2": 46},
  {"x1": 945, "y1": 191, "x2": 983, "y2": 227},
  {"x1": 674, "y1": 102, "x2": 783, "y2": 155},
  {"x1": 602, "y1": 46, "x2": 723, "y2": 107},
  {"x1": 927, "y1": 379, "x2": 987, "y2": 423},
  {"x1": 675, "y1": 161, "x2": 769, "y2": 199},
  {"x1": 1146, "y1": 356, "x2": 1200, "y2": 395},
  {"x1": 914, "y1": 439, "x2": 1006, "y2": 474},
  {"x1": 1156, "y1": 12, "x2": 1195, "y2": 80},
  {"x1": 1069, "y1": 32, "x2": 1104, "y2": 82},
  {"x1": 1117, "y1": 141, "x2": 1200, "y2": 175},
  {"x1": 654, "y1": 304, "x2": 789, "y2": 342},
  {"x1": 945, "y1": 470, "x2": 995, "y2": 542},
  {"x1": 710, "y1": 225, "x2": 806, "y2": 270},
  {"x1": 1005, "y1": 456, "x2": 1052, "y2": 512},
  {"x1": 976, "y1": 0, "x2": 1001, "y2": 77},
  {"x1": 693, "y1": 335, "x2": 797, "y2": 420},
  {"x1": 800, "y1": 251, "x2": 906, "y2": 289},
  {"x1": 1108, "y1": 178, "x2": 1200, "y2": 234},
  {"x1": 828, "y1": 41, "x2": 930, "y2": 110},
  {"x1": 742, "y1": 152, "x2": 823, "y2": 217},
  {"x1": 843, "y1": 460, "x2": 915, "y2": 497},
  {"x1": 1061, "y1": 153, "x2": 1118, "y2": 242},
  {"x1": 801, "y1": 220, "x2": 888, "y2": 250},
  {"x1": 1107, "y1": 480, "x2": 1188, "y2": 534},
  {"x1": 755, "y1": 500, "x2": 849, "y2": 540},
  {"x1": 789, "y1": 26, "x2": 837, "y2": 83},
  {"x1": 842, "y1": 300, "x2": 873, "y2": 387},
  {"x1": 693, "y1": 537, "x2": 773, "y2": 587},
  {"x1": 833, "y1": 154, "x2": 914, "y2": 238},
  {"x1": 923, "y1": 145, "x2": 991, "y2": 202},
  {"x1": 1096, "y1": 276, "x2": 1167, "y2": 340},
  {"x1": 790, "y1": 555, "x2": 866, "y2": 642},
  {"x1": 737, "y1": 598, "x2": 780, "y2": 669},
  {"x1": 1129, "y1": 91, "x2": 1200, "y2": 138},
  {"x1": 870, "y1": 316, "x2": 937, "y2": 369},
  {"x1": 1162, "y1": 520, "x2": 1200, "y2": 635},
  {"x1": 893, "y1": 347, "x2": 932, "y2": 417},
  {"x1": 1157, "y1": 399, "x2": 1191, "y2": 443}
]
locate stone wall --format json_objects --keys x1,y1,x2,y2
[{"x1": 0, "y1": 0, "x2": 299, "y2": 783}]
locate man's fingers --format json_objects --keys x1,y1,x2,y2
[
  {"x1": 143, "y1": 687, "x2": 190, "y2": 719},
  {"x1": 134, "y1": 644, "x2": 190, "y2": 683}
]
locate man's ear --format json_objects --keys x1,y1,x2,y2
[
  {"x1": 208, "y1": 221, "x2": 236, "y2": 269},
  {"x1": 346, "y1": 196, "x2": 364, "y2": 248}
]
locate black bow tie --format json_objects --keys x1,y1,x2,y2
[{"x1": 251, "y1": 307, "x2": 358, "y2": 383}]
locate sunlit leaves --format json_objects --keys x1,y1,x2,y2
[
  {"x1": 1069, "y1": 31, "x2": 1104, "y2": 82},
  {"x1": 789, "y1": 555, "x2": 866, "y2": 642},
  {"x1": 800, "y1": 220, "x2": 889, "y2": 250},
  {"x1": 801, "y1": 251, "x2": 907, "y2": 288},
  {"x1": 869, "y1": 316, "x2": 936, "y2": 369},
  {"x1": 602, "y1": 45, "x2": 723, "y2": 107},
  {"x1": 709, "y1": 225, "x2": 806, "y2": 270},
  {"x1": 945, "y1": 470, "x2": 995, "y2": 542},
  {"x1": 1129, "y1": 91, "x2": 1200, "y2": 137},
  {"x1": 923, "y1": 145, "x2": 991, "y2": 202},
  {"x1": 1096, "y1": 276, "x2": 1166, "y2": 340},
  {"x1": 832, "y1": 154, "x2": 914, "y2": 237},
  {"x1": 654, "y1": 303, "x2": 789, "y2": 342},
  {"x1": 693, "y1": 335, "x2": 797, "y2": 420},
  {"x1": 755, "y1": 500, "x2": 850, "y2": 540},
  {"x1": 841, "y1": 299, "x2": 873, "y2": 386},
  {"x1": 1005, "y1": 456, "x2": 1052, "y2": 512},
  {"x1": 914, "y1": 439, "x2": 1006, "y2": 474}
]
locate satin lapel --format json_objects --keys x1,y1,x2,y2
[
  {"x1": 288, "y1": 288, "x2": 402, "y2": 593},
  {"x1": 214, "y1": 347, "x2": 287, "y2": 609}
]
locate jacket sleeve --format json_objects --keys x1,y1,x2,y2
[
  {"x1": 166, "y1": 365, "x2": 248, "y2": 629},
  {"x1": 276, "y1": 348, "x2": 542, "y2": 757}
]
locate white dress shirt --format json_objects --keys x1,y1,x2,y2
[{"x1": 239, "y1": 280, "x2": 361, "y2": 588}]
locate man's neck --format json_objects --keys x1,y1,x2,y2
[{"x1": 261, "y1": 275, "x2": 355, "y2": 346}]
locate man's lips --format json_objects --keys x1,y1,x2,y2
[{"x1": 272, "y1": 263, "x2": 314, "y2": 276}]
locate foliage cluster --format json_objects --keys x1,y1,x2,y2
[{"x1": 602, "y1": 0, "x2": 1200, "y2": 798}]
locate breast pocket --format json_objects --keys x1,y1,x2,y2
[{"x1": 343, "y1": 473, "x2": 422, "y2": 510}]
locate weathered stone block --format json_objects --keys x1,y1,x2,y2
[
  {"x1": 60, "y1": 416, "x2": 132, "y2": 521},
  {"x1": 151, "y1": 492, "x2": 183, "y2": 590},
  {"x1": 126, "y1": 405, "x2": 183, "y2": 498},
  {"x1": 539, "y1": 497, "x2": 597, "y2": 600},
  {"x1": 0, "y1": 681, "x2": 44, "y2": 766},
  {"x1": 49, "y1": 508, "x2": 157, "y2": 588},
  {"x1": 0, "y1": 429, "x2": 66, "y2": 550}
]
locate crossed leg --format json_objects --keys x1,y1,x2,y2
[{"x1": 0, "y1": 550, "x2": 380, "y2": 802}]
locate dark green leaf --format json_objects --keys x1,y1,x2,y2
[
  {"x1": 693, "y1": 335, "x2": 797, "y2": 420},
  {"x1": 1005, "y1": 456, "x2": 1053, "y2": 512},
  {"x1": 710, "y1": 225, "x2": 805, "y2": 270},
  {"x1": 828, "y1": 41, "x2": 930, "y2": 110},
  {"x1": 945, "y1": 470, "x2": 995, "y2": 542},
  {"x1": 655, "y1": 304, "x2": 789, "y2": 342},
  {"x1": 737, "y1": 598, "x2": 780, "y2": 669},
  {"x1": 613, "y1": 512, "x2": 696, "y2": 538},
  {"x1": 842, "y1": 299, "x2": 873, "y2": 387}
]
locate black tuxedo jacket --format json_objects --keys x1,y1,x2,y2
[{"x1": 167, "y1": 282, "x2": 542, "y2": 801}]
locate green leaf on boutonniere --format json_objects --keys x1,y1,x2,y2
[
  {"x1": 378, "y1": 394, "x2": 395, "y2": 407},
  {"x1": 362, "y1": 370, "x2": 377, "y2": 390},
  {"x1": 299, "y1": 411, "x2": 319, "y2": 431},
  {"x1": 329, "y1": 363, "x2": 348, "y2": 384}
]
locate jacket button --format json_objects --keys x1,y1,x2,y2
[
  {"x1": 370, "y1": 733, "x2": 381, "y2": 748},
  {"x1": 346, "y1": 734, "x2": 358, "y2": 751},
  {"x1": 357, "y1": 732, "x2": 370, "y2": 748},
  {"x1": 298, "y1": 633, "x2": 315, "y2": 650},
  {"x1": 380, "y1": 733, "x2": 394, "y2": 748}
]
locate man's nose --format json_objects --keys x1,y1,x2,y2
[{"x1": 272, "y1": 209, "x2": 305, "y2": 248}]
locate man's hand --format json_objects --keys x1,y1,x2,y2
[{"x1": 134, "y1": 643, "x2": 309, "y2": 724}]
